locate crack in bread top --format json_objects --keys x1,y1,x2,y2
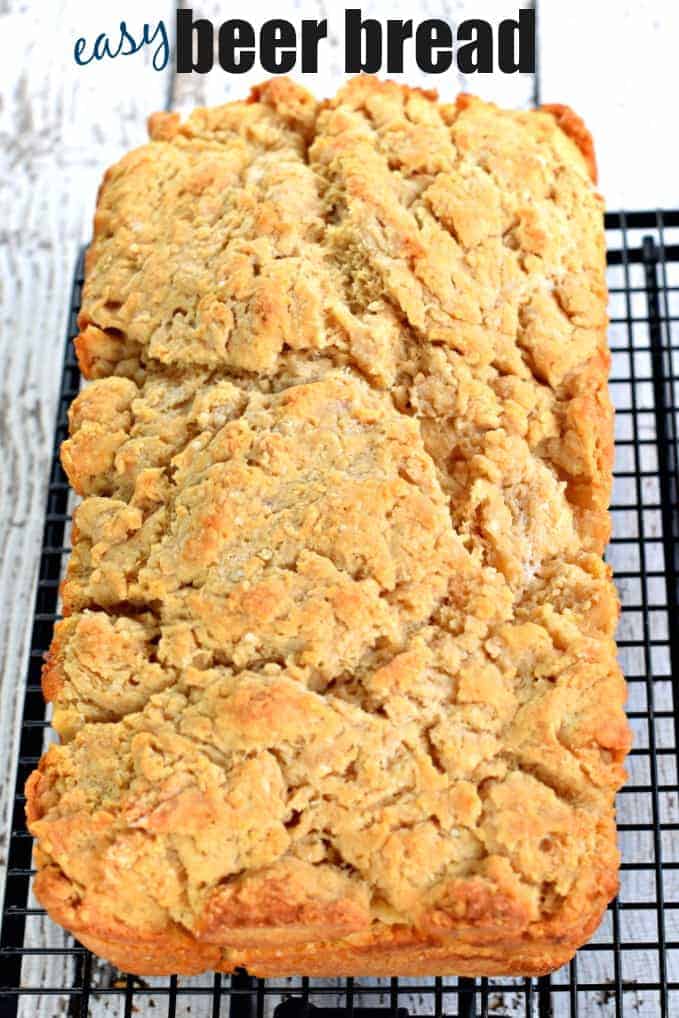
[
  {"x1": 76, "y1": 77, "x2": 611, "y2": 550},
  {"x1": 61, "y1": 374, "x2": 464, "y2": 681}
]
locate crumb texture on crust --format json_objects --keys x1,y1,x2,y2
[{"x1": 27, "y1": 76, "x2": 628, "y2": 978}]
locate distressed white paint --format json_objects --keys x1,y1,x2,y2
[
  {"x1": 0, "y1": 1, "x2": 677, "y2": 1015},
  {"x1": 538, "y1": 0, "x2": 679, "y2": 210},
  {"x1": 0, "y1": 0, "x2": 173, "y2": 1009}
]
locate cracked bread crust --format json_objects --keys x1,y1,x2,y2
[{"x1": 27, "y1": 76, "x2": 629, "y2": 978}]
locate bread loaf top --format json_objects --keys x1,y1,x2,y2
[{"x1": 27, "y1": 76, "x2": 629, "y2": 977}]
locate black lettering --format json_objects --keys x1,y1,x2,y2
[
  {"x1": 457, "y1": 19, "x2": 493, "y2": 74},
  {"x1": 416, "y1": 19, "x2": 452, "y2": 73},
  {"x1": 260, "y1": 20, "x2": 296, "y2": 74},
  {"x1": 498, "y1": 9, "x2": 535, "y2": 73},
  {"x1": 219, "y1": 20, "x2": 255, "y2": 73},
  {"x1": 301, "y1": 19, "x2": 327, "y2": 72},
  {"x1": 386, "y1": 19, "x2": 412, "y2": 74},
  {"x1": 345, "y1": 9, "x2": 382, "y2": 73},
  {"x1": 176, "y1": 9, "x2": 214, "y2": 74}
]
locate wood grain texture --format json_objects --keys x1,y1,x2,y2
[
  {"x1": 0, "y1": 0, "x2": 172, "y2": 1007},
  {"x1": 0, "y1": 2, "x2": 676, "y2": 1014},
  {"x1": 538, "y1": 0, "x2": 679, "y2": 209}
]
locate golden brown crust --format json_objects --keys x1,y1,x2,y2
[
  {"x1": 29, "y1": 76, "x2": 627, "y2": 978},
  {"x1": 40, "y1": 621, "x2": 67, "y2": 705},
  {"x1": 28, "y1": 822, "x2": 618, "y2": 977},
  {"x1": 540, "y1": 103, "x2": 598, "y2": 183}
]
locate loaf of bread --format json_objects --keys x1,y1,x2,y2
[{"x1": 26, "y1": 77, "x2": 630, "y2": 977}]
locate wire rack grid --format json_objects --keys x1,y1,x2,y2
[{"x1": 0, "y1": 209, "x2": 678, "y2": 1018}]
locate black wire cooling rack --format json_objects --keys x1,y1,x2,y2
[{"x1": 1, "y1": 210, "x2": 678, "y2": 1018}]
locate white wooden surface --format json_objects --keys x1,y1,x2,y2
[
  {"x1": 538, "y1": 0, "x2": 679, "y2": 211},
  {"x1": 0, "y1": 2, "x2": 677, "y2": 1015}
]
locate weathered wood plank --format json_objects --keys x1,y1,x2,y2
[
  {"x1": 538, "y1": 0, "x2": 679, "y2": 209},
  {"x1": 0, "y1": 1, "x2": 173, "y2": 1009}
]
